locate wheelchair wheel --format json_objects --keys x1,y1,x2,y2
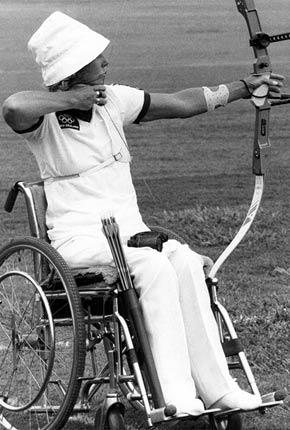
[
  {"x1": 105, "y1": 404, "x2": 126, "y2": 430},
  {"x1": 210, "y1": 413, "x2": 243, "y2": 430},
  {"x1": 0, "y1": 237, "x2": 86, "y2": 430}
]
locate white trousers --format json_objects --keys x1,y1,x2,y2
[{"x1": 56, "y1": 237, "x2": 237, "y2": 410}]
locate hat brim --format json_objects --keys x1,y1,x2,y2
[{"x1": 43, "y1": 35, "x2": 110, "y2": 86}]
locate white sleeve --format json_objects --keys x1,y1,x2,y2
[
  {"x1": 109, "y1": 84, "x2": 147, "y2": 126},
  {"x1": 15, "y1": 114, "x2": 49, "y2": 144}
]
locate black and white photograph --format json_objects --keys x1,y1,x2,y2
[{"x1": 0, "y1": 1, "x2": 289, "y2": 429}]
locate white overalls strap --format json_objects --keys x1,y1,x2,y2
[
  {"x1": 43, "y1": 154, "x2": 122, "y2": 184},
  {"x1": 43, "y1": 92, "x2": 131, "y2": 184}
]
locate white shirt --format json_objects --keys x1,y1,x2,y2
[{"x1": 22, "y1": 84, "x2": 150, "y2": 249}]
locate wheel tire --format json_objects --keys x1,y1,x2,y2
[
  {"x1": 106, "y1": 404, "x2": 126, "y2": 430},
  {"x1": 0, "y1": 237, "x2": 86, "y2": 430},
  {"x1": 210, "y1": 413, "x2": 243, "y2": 430},
  {"x1": 226, "y1": 414, "x2": 242, "y2": 430}
]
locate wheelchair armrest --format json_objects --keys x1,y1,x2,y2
[{"x1": 4, "y1": 182, "x2": 20, "y2": 213}]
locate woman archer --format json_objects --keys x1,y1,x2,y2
[{"x1": 2, "y1": 11, "x2": 284, "y2": 416}]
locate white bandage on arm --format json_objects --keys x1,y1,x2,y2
[{"x1": 202, "y1": 84, "x2": 230, "y2": 112}]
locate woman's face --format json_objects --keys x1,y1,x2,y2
[{"x1": 72, "y1": 54, "x2": 109, "y2": 86}]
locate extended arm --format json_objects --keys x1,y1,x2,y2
[
  {"x1": 143, "y1": 73, "x2": 284, "y2": 122},
  {"x1": 3, "y1": 73, "x2": 284, "y2": 130}
]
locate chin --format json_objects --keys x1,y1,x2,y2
[{"x1": 88, "y1": 76, "x2": 106, "y2": 85}]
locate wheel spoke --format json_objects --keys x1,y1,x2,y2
[{"x1": 0, "y1": 238, "x2": 86, "y2": 429}]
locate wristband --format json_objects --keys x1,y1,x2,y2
[
  {"x1": 240, "y1": 79, "x2": 252, "y2": 98},
  {"x1": 202, "y1": 84, "x2": 230, "y2": 112}
]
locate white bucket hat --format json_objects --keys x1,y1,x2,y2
[{"x1": 28, "y1": 11, "x2": 110, "y2": 86}]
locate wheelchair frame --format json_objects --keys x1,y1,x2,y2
[{"x1": 0, "y1": 180, "x2": 285, "y2": 430}]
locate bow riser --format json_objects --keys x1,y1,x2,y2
[{"x1": 236, "y1": 0, "x2": 273, "y2": 174}]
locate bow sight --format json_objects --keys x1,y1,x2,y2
[{"x1": 250, "y1": 31, "x2": 290, "y2": 50}]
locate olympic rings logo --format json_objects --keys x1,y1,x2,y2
[{"x1": 58, "y1": 114, "x2": 75, "y2": 124}]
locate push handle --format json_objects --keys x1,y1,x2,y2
[{"x1": 4, "y1": 182, "x2": 20, "y2": 213}]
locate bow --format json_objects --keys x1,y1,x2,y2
[{"x1": 208, "y1": 0, "x2": 290, "y2": 279}]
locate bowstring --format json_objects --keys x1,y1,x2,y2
[
  {"x1": 104, "y1": 0, "x2": 161, "y2": 209},
  {"x1": 101, "y1": 1, "x2": 130, "y2": 150},
  {"x1": 101, "y1": 1, "x2": 130, "y2": 153},
  {"x1": 105, "y1": 0, "x2": 129, "y2": 65}
]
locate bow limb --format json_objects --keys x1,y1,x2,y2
[{"x1": 236, "y1": 0, "x2": 271, "y2": 74}]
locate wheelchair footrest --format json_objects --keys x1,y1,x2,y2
[
  {"x1": 259, "y1": 400, "x2": 284, "y2": 409},
  {"x1": 150, "y1": 405, "x2": 177, "y2": 423},
  {"x1": 150, "y1": 407, "x2": 222, "y2": 424},
  {"x1": 261, "y1": 389, "x2": 288, "y2": 403},
  {"x1": 214, "y1": 400, "x2": 284, "y2": 418}
]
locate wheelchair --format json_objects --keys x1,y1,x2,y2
[{"x1": 0, "y1": 180, "x2": 286, "y2": 430}]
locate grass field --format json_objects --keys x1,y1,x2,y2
[{"x1": 0, "y1": 1, "x2": 289, "y2": 429}]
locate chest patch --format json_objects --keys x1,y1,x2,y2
[{"x1": 56, "y1": 112, "x2": 80, "y2": 130}]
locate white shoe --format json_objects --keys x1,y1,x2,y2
[
  {"x1": 175, "y1": 398, "x2": 205, "y2": 416},
  {"x1": 210, "y1": 390, "x2": 262, "y2": 411}
]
